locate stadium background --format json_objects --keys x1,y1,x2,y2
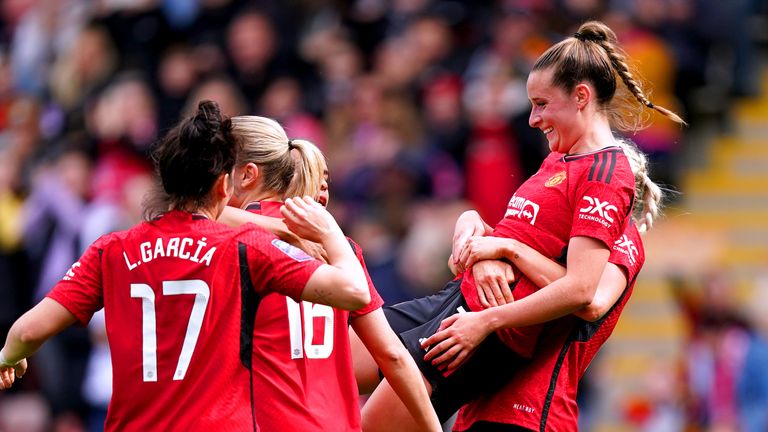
[{"x1": 0, "y1": 0, "x2": 767, "y2": 430}]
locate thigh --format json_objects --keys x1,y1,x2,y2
[
  {"x1": 430, "y1": 334, "x2": 524, "y2": 422},
  {"x1": 383, "y1": 279, "x2": 464, "y2": 335}
]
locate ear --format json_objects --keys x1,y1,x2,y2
[
  {"x1": 239, "y1": 163, "x2": 260, "y2": 189},
  {"x1": 574, "y1": 83, "x2": 592, "y2": 110},
  {"x1": 214, "y1": 172, "x2": 231, "y2": 199}
]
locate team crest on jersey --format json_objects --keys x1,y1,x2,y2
[
  {"x1": 613, "y1": 234, "x2": 638, "y2": 266},
  {"x1": 578, "y1": 196, "x2": 618, "y2": 228},
  {"x1": 504, "y1": 195, "x2": 540, "y2": 225},
  {"x1": 545, "y1": 171, "x2": 566, "y2": 187},
  {"x1": 271, "y1": 239, "x2": 313, "y2": 262}
]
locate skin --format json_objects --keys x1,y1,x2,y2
[
  {"x1": 355, "y1": 66, "x2": 628, "y2": 429},
  {"x1": 1, "y1": 171, "x2": 371, "y2": 391},
  {"x1": 220, "y1": 156, "x2": 441, "y2": 432}
]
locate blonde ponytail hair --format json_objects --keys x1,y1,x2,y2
[
  {"x1": 284, "y1": 138, "x2": 326, "y2": 199},
  {"x1": 231, "y1": 116, "x2": 325, "y2": 199},
  {"x1": 617, "y1": 139, "x2": 663, "y2": 232}
]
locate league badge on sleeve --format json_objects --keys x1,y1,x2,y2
[{"x1": 271, "y1": 239, "x2": 313, "y2": 262}]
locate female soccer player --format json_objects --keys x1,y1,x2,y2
[
  {"x1": 355, "y1": 20, "x2": 683, "y2": 430},
  {"x1": 0, "y1": 101, "x2": 371, "y2": 432},
  {"x1": 219, "y1": 115, "x2": 441, "y2": 432}
]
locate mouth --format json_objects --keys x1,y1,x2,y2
[
  {"x1": 542, "y1": 127, "x2": 553, "y2": 135},
  {"x1": 317, "y1": 196, "x2": 328, "y2": 207}
]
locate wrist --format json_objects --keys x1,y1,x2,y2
[{"x1": 0, "y1": 350, "x2": 19, "y2": 367}]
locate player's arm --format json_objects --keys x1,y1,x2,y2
[
  {"x1": 0, "y1": 298, "x2": 78, "y2": 390},
  {"x1": 283, "y1": 197, "x2": 370, "y2": 310},
  {"x1": 220, "y1": 206, "x2": 327, "y2": 261},
  {"x1": 449, "y1": 210, "x2": 493, "y2": 274},
  {"x1": 351, "y1": 311, "x2": 441, "y2": 432},
  {"x1": 422, "y1": 237, "x2": 610, "y2": 371},
  {"x1": 458, "y1": 236, "x2": 625, "y2": 321}
]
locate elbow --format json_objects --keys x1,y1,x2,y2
[
  {"x1": 579, "y1": 301, "x2": 605, "y2": 322},
  {"x1": 346, "y1": 280, "x2": 370, "y2": 310},
  {"x1": 572, "y1": 282, "x2": 596, "y2": 310}
]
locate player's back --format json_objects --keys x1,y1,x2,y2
[{"x1": 100, "y1": 210, "x2": 255, "y2": 431}]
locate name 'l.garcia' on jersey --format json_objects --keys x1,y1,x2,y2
[{"x1": 122, "y1": 236, "x2": 217, "y2": 270}]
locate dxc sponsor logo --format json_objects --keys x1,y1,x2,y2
[
  {"x1": 613, "y1": 235, "x2": 638, "y2": 266},
  {"x1": 579, "y1": 196, "x2": 617, "y2": 223},
  {"x1": 505, "y1": 195, "x2": 540, "y2": 225}
]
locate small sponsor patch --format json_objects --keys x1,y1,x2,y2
[
  {"x1": 545, "y1": 171, "x2": 566, "y2": 187},
  {"x1": 271, "y1": 239, "x2": 313, "y2": 262}
]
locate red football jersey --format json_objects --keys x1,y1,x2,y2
[
  {"x1": 454, "y1": 222, "x2": 645, "y2": 431},
  {"x1": 461, "y1": 147, "x2": 635, "y2": 357},
  {"x1": 47, "y1": 210, "x2": 322, "y2": 432},
  {"x1": 244, "y1": 201, "x2": 384, "y2": 432}
]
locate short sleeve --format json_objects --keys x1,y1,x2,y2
[
  {"x1": 608, "y1": 223, "x2": 645, "y2": 281},
  {"x1": 239, "y1": 226, "x2": 323, "y2": 301},
  {"x1": 569, "y1": 152, "x2": 634, "y2": 249},
  {"x1": 348, "y1": 239, "x2": 384, "y2": 318},
  {"x1": 47, "y1": 239, "x2": 106, "y2": 326}
]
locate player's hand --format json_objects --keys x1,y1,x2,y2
[
  {"x1": 281, "y1": 196, "x2": 342, "y2": 243},
  {"x1": 420, "y1": 312, "x2": 491, "y2": 374},
  {"x1": 451, "y1": 211, "x2": 487, "y2": 273},
  {"x1": 469, "y1": 260, "x2": 515, "y2": 308},
  {"x1": 0, "y1": 359, "x2": 27, "y2": 390}
]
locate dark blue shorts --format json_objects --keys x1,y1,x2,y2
[{"x1": 384, "y1": 279, "x2": 524, "y2": 421}]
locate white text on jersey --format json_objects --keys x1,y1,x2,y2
[{"x1": 123, "y1": 237, "x2": 217, "y2": 270}]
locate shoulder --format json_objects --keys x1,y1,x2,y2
[{"x1": 564, "y1": 146, "x2": 632, "y2": 185}]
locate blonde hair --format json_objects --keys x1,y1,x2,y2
[
  {"x1": 617, "y1": 139, "x2": 663, "y2": 232},
  {"x1": 533, "y1": 21, "x2": 686, "y2": 132},
  {"x1": 231, "y1": 115, "x2": 325, "y2": 199}
]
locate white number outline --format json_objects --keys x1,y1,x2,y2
[
  {"x1": 285, "y1": 298, "x2": 334, "y2": 359},
  {"x1": 131, "y1": 280, "x2": 210, "y2": 382}
]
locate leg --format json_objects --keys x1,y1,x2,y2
[{"x1": 361, "y1": 377, "x2": 433, "y2": 432}]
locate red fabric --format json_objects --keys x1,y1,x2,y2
[
  {"x1": 47, "y1": 210, "x2": 321, "y2": 432},
  {"x1": 461, "y1": 147, "x2": 635, "y2": 357},
  {"x1": 247, "y1": 202, "x2": 384, "y2": 431},
  {"x1": 454, "y1": 223, "x2": 645, "y2": 431}
]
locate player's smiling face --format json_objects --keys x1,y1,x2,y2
[{"x1": 527, "y1": 68, "x2": 581, "y2": 154}]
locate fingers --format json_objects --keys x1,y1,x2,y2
[
  {"x1": 0, "y1": 368, "x2": 14, "y2": 390},
  {"x1": 444, "y1": 350, "x2": 469, "y2": 374},
  {"x1": 15, "y1": 360, "x2": 27, "y2": 379},
  {"x1": 436, "y1": 314, "x2": 459, "y2": 333},
  {"x1": 432, "y1": 344, "x2": 462, "y2": 369},
  {"x1": 476, "y1": 285, "x2": 491, "y2": 308}
]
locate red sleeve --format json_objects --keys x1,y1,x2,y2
[
  {"x1": 46, "y1": 237, "x2": 106, "y2": 326},
  {"x1": 238, "y1": 226, "x2": 323, "y2": 302},
  {"x1": 569, "y1": 154, "x2": 634, "y2": 249},
  {"x1": 608, "y1": 222, "x2": 645, "y2": 281},
  {"x1": 348, "y1": 238, "x2": 384, "y2": 318}
]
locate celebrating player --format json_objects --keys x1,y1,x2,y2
[
  {"x1": 218, "y1": 116, "x2": 441, "y2": 431},
  {"x1": 355, "y1": 21, "x2": 683, "y2": 430},
  {"x1": 0, "y1": 101, "x2": 371, "y2": 432}
]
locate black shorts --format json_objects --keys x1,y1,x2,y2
[{"x1": 384, "y1": 279, "x2": 524, "y2": 421}]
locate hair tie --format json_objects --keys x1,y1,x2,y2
[
  {"x1": 287, "y1": 139, "x2": 295, "y2": 150},
  {"x1": 573, "y1": 31, "x2": 606, "y2": 43},
  {"x1": 646, "y1": 101, "x2": 655, "y2": 109}
]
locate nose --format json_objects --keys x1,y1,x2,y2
[{"x1": 529, "y1": 110, "x2": 540, "y2": 128}]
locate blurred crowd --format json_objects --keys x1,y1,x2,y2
[{"x1": 0, "y1": 0, "x2": 766, "y2": 431}]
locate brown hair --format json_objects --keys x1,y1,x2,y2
[
  {"x1": 144, "y1": 100, "x2": 238, "y2": 219},
  {"x1": 532, "y1": 21, "x2": 685, "y2": 131}
]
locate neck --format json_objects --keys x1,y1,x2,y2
[
  {"x1": 569, "y1": 115, "x2": 615, "y2": 154},
  {"x1": 237, "y1": 189, "x2": 283, "y2": 209}
]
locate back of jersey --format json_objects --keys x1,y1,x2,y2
[{"x1": 98, "y1": 211, "x2": 253, "y2": 432}]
